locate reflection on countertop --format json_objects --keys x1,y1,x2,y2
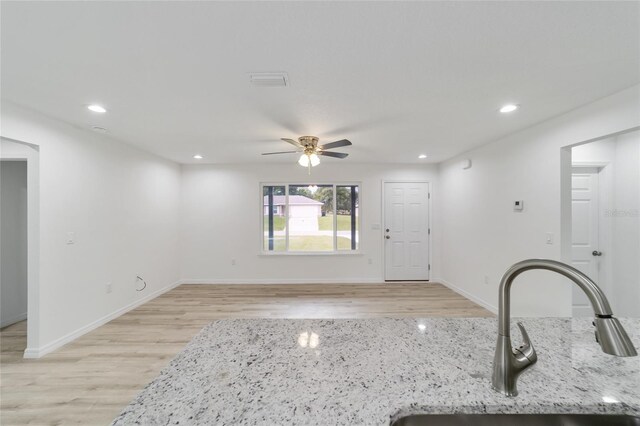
[{"x1": 112, "y1": 317, "x2": 640, "y2": 425}]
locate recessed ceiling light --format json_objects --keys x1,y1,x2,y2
[
  {"x1": 418, "y1": 154, "x2": 428, "y2": 159},
  {"x1": 193, "y1": 154, "x2": 203, "y2": 159},
  {"x1": 499, "y1": 104, "x2": 519, "y2": 113},
  {"x1": 87, "y1": 104, "x2": 107, "y2": 113}
]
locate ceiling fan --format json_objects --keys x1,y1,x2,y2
[{"x1": 262, "y1": 136, "x2": 352, "y2": 174}]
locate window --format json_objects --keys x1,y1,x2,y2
[{"x1": 262, "y1": 183, "x2": 359, "y2": 253}]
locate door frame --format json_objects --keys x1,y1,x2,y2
[{"x1": 381, "y1": 180, "x2": 432, "y2": 281}]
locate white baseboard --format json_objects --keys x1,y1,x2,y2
[
  {"x1": 179, "y1": 278, "x2": 386, "y2": 285},
  {"x1": 1, "y1": 312, "x2": 27, "y2": 328},
  {"x1": 438, "y1": 278, "x2": 498, "y2": 314},
  {"x1": 23, "y1": 280, "x2": 181, "y2": 359}
]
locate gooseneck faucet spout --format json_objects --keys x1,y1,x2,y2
[{"x1": 492, "y1": 259, "x2": 637, "y2": 397}]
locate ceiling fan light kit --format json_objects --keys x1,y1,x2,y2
[
  {"x1": 298, "y1": 153, "x2": 320, "y2": 168},
  {"x1": 262, "y1": 135, "x2": 352, "y2": 175}
]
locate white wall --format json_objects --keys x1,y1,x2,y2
[
  {"x1": 0, "y1": 102, "x2": 182, "y2": 356},
  {"x1": 2, "y1": 84, "x2": 638, "y2": 358},
  {"x1": 180, "y1": 163, "x2": 439, "y2": 283},
  {"x1": 573, "y1": 139, "x2": 616, "y2": 164},
  {"x1": 438, "y1": 85, "x2": 640, "y2": 316},
  {"x1": 1, "y1": 160, "x2": 28, "y2": 327},
  {"x1": 611, "y1": 131, "x2": 640, "y2": 316}
]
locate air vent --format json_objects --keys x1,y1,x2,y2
[{"x1": 248, "y1": 72, "x2": 288, "y2": 87}]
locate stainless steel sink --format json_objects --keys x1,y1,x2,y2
[{"x1": 391, "y1": 414, "x2": 640, "y2": 426}]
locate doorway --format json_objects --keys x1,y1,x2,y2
[
  {"x1": 383, "y1": 181, "x2": 430, "y2": 281},
  {"x1": 567, "y1": 129, "x2": 640, "y2": 317},
  {"x1": 1, "y1": 137, "x2": 40, "y2": 358},
  {"x1": 1, "y1": 160, "x2": 28, "y2": 328}
]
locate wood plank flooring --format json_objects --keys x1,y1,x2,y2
[{"x1": 0, "y1": 282, "x2": 492, "y2": 425}]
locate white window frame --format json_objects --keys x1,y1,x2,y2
[{"x1": 260, "y1": 182, "x2": 362, "y2": 256}]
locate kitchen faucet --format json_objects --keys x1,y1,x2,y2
[{"x1": 492, "y1": 259, "x2": 637, "y2": 396}]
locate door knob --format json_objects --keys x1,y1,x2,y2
[
  {"x1": 385, "y1": 235, "x2": 390, "y2": 239},
  {"x1": 592, "y1": 250, "x2": 603, "y2": 256},
  {"x1": 385, "y1": 229, "x2": 390, "y2": 232}
]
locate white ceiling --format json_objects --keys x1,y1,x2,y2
[{"x1": 2, "y1": 1, "x2": 639, "y2": 164}]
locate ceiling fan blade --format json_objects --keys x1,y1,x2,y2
[
  {"x1": 262, "y1": 150, "x2": 301, "y2": 155},
  {"x1": 319, "y1": 139, "x2": 352, "y2": 150},
  {"x1": 318, "y1": 151, "x2": 348, "y2": 159},
  {"x1": 281, "y1": 138, "x2": 302, "y2": 147}
]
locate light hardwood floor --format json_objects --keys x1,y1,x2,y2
[{"x1": 1, "y1": 283, "x2": 492, "y2": 425}]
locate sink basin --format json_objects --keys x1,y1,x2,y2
[{"x1": 391, "y1": 414, "x2": 640, "y2": 426}]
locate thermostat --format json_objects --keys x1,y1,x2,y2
[{"x1": 514, "y1": 200, "x2": 524, "y2": 211}]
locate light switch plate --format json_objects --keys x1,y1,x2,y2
[
  {"x1": 66, "y1": 232, "x2": 75, "y2": 244},
  {"x1": 546, "y1": 232, "x2": 554, "y2": 245}
]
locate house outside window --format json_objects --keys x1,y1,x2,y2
[{"x1": 262, "y1": 183, "x2": 360, "y2": 253}]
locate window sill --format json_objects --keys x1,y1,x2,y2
[{"x1": 259, "y1": 251, "x2": 363, "y2": 257}]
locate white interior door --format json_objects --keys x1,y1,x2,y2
[
  {"x1": 571, "y1": 167, "x2": 601, "y2": 317},
  {"x1": 384, "y1": 182, "x2": 430, "y2": 281}
]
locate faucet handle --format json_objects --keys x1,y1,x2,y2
[{"x1": 514, "y1": 322, "x2": 538, "y2": 363}]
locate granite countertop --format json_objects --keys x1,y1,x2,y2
[{"x1": 112, "y1": 317, "x2": 640, "y2": 425}]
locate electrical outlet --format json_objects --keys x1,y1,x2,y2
[
  {"x1": 546, "y1": 232, "x2": 554, "y2": 245},
  {"x1": 106, "y1": 282, "x2": 113, "y2": 294},
  {"x1": 66, "y1": 232, "x2": 75, "y2": 244},
  {"x1": 368, "y1": 258, "x2": 373, "y2": 265},
  {"x1": 484, "y1": 275, "x2": 489, "y2": 285},
  {"x1": 231, "y1": 259, "x2": 237, "y2": 266}
]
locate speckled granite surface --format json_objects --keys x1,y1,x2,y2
[{"x1": 112, "y1": 318, "x2": 639, "y2": 425}]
